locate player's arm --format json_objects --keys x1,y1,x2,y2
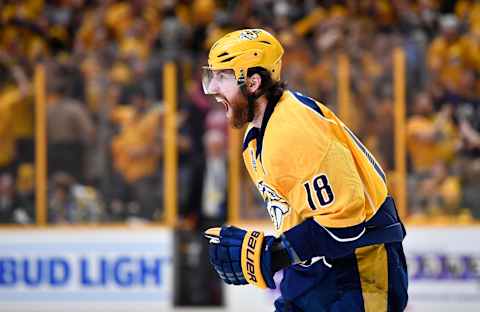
[
  {"x1": 204, "y1": 173, "x2": 367, "y2": 291},
  {"x1": 203, "y1": 138, "x2": 400, "y2": 289},
  {"x1": 203, "y1": 141, "x2": 365, "y2": 289}
]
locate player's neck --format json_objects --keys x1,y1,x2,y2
[{"x1": 251, "y1": 96, "x2": 268, "y2": 128}]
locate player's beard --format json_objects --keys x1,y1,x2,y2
[{"x1": 229, "y1": 93, "x2": 251, "y2": 129}]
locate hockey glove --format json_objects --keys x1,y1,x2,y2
[{"x1": 205, "y1": 226, "x2": 283, "y2": 289}]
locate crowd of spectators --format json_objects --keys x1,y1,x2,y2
[{"x1": 0, "y1": 0, "x2": 479, "y2": 226}]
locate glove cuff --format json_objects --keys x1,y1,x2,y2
[{"x1": 241, "y1": 230, "x2": 268, "y2": 288}]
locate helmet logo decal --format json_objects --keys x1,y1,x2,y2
[{"x1": 239, "y1": 30, "x2": 261, "y2": 40}]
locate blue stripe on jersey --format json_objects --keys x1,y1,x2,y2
[
  {"x1": 243, "y1": 127, "x2": 259, "y2": 151},
  {"x1": 257, "y1": 99, "x2": 277, "y2": 159},
  {"x1": 291, "y1": 91, "x2": 326, "y2": 117},
  {"x1": 343, "y1": 126, "x2": 387, "y2": 183}
]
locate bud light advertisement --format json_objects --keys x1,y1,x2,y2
[{"x1": 0, "y1": 229, "x2": 173, "y2": 311}]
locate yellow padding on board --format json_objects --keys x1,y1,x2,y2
[{"x1": 241, "y1": 230, "x2": 267, "y2": 288}]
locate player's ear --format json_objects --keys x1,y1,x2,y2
[{"x1": 246, "y1": 73, "x2": 262, "y2": 93}]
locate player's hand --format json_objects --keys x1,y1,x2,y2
[{"x1": 204, "y1": 226, "x2": 276, "y2": 289}]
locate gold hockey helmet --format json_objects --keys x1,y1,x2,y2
[{"x1": 202, "y1": 29, "x2": 284, "y2": 94}]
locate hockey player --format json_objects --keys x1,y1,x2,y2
[{"x1": 202, "y1": 29, "x2": 408, "y2": 312}]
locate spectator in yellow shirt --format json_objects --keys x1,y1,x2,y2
[
  {"x1": 407, "y1": 92, "x2": 457, "y2": 173},
  {"x1": 407, "y1": 92, "x2": 459, "y2": 215},
  {"x1": 0, "y1": 67, "x2": 17, "y2": 176},
  {"x1": 111, "y1": 87, "x2": 164, "y2": 220},
  {"x1": 427, "y1": 15, "x2": 469, "y2": 88}
]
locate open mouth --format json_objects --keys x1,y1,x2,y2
[{"x1": 215, "y1": 96, "x2": 230, "y2": 113}]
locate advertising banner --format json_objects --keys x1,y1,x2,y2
[
  {"x1": 404, "y1": 227, "x2": 480, "y2": 312},
  {"x1": 0, "y1": 229, "x2": 173, "y2": 312},
  {"x1": 3, "y1": 226, "x2": 480, "y2": 311}
]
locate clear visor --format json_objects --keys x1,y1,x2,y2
[{"x1": 201, "y1": 67, "x2": 237, "y2": 95}]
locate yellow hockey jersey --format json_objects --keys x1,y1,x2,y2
[{"x1": 242, "y1": 90, "x2": 388, "y2": 234}]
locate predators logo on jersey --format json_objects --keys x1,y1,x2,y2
[
  {"x1": 256, "y1": 181, "x2": 289, "y2": 230},
  {"x1": 242, "y1": 90, "x2": 388, "y2": 235}
]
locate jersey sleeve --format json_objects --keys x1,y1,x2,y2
[
  {"x1": 267, "y1": 135, "x2": 366, "y2": 230},
  {"x1": 294, "y1": 139, "x2": 365, "y2": 228}
]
